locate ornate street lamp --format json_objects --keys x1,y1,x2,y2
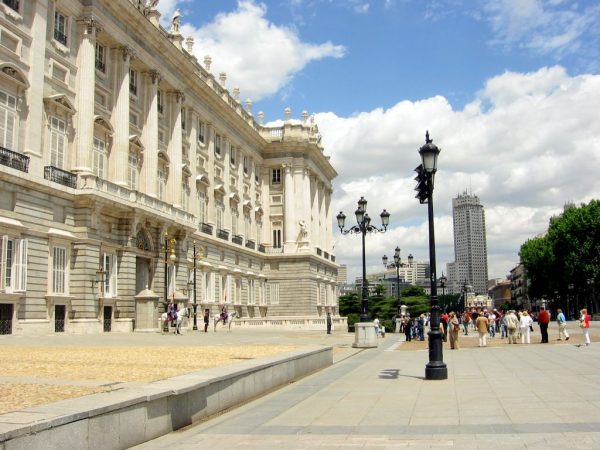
[
  {"x1": 191, "y1": 241, "x2": 205, "y2": 330},
  {"x1": 337, "y1": 197, "x2": 389, "y2": 323},
  {"x1": 163, "y1": 233, "x2": 177, "y2": 332},
  {"x1": 382, "y1": 246, "x2": 402, "y2": 318},
  {"x1": 414, "y1": 131, "x2": 447, "y2": 380}
]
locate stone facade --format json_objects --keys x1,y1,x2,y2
[{"x1": 0, "y1": 0, "x2": 339, "y2": 335}]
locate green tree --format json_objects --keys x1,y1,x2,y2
[{"x1": 338, "y1": 292, "x2": 360, "y2": 317}]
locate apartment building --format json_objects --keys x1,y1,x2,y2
[{"x1": 0, "y1": 0, "x2": 339, "y2": 335}]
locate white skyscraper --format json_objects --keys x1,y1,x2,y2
[{"x1": 451, "y1": 192, "x2": 489, "y2": 295}]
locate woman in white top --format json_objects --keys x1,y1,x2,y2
[{"x1": 520, "y1": 310, "x2": 534, "y2": 344}]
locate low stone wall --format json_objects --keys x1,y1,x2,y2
[{"x1": 0, "y1": 346, "x2": 332, "y2": 450}]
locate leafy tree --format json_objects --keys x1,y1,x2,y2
[
  {"x1": 338, "y1": 292, "x2": 360, "y2": 317},
  {"x1": 402, "y1": 285, "x2": 426, "y2": 297}
]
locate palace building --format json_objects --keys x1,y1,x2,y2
[{"x1": 0, "y1": 0, "x2": 339, "y2": 335}]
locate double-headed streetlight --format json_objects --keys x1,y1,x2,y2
[
  {"x1": 163, "y1": 233, "x2": 177, "y2": 332},
  {"x1": 337, "y1": 197, "x2": 390, "y2": 322},
  {"x1": 414, "y1": 131, "x2": 447, "y2": 380},
  {"x1": 382, "y1": 246, "x2": 402, "y2": 318},
  {"x1": 191, "y1": 241, "x2": 205, "y2": 330}
]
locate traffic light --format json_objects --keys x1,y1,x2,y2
[{"x1": 414, "y1": 164, "x2": 430, "y2": 204}]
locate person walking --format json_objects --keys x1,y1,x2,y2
[
  {"x1": 476, "y1": 313, "x2": 489, "y2": 347},
  {"x1": 326, "y1": 312, "x2": 332, "y2": 334},
  {"x1": 448, "y1": 311, "x2": 460, "y2": 349},
  {"x1": 203, "y1": 308, "x2": 210, "y2": 332},
  {"x1": 461, "y1": 311, "x2": 471, "y2": 335},
  {"x1": 538, "y1": 306, "x2": 550, "y2": 343},
  {"x1": 404, "y1": 315, "x2": 412, "y2": 342},
  {"x1": 488, "y1": 310, "x2": 496, "y2": 338},
  {"x1": 373, "y1": 316, "x2": 380, "y2": 337},
  {"x1": 520, "y1": 310, "x2": 533, "y2": 344},
  {"x1": 500, "y1": 311, "x2": 508, "y2": 339},
  {"x1": 580, "y1": 308, "x2": 591, "y2": 346},
  {"x1": 505, "y1": 310, "x2": 519, "y2": 344},
  {"x1": 556, "y1": 308, "x2": 569, "y2": 341}
]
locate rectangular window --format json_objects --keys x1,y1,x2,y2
[
  {"x1": 50, "y1": 117, "x2": 66, "y2": 169},
  {"x1": 243, "y1": 156, "x2": 249, "y2": 174},
  {"x1": 0, "y1": 236, "x2": 27, "y2": 293},
  {"x1": 181, "y1": 180, "x2": 190, "y2": 211},
  {"x1": 230, "y1": 146, "x2": 236, "y2": 165},
  {"x1": 269, "y1": 282, "x2": 280, "y2": 305},
  {"x1": 3, "y1": 0, "x2": 20, "y2": 12},
  {"x1": 103, "y1": 253, "x2": 117, "y2": 297},
  {"x1": 157, "y1": 166, "x2": 166, "y2": 200},
  {"x1": 215, "y1": 134, "x2": 221, "y2": 156},
  {"x1": 92, "y1": 137, "x2": 106, "y2": 178},
  {"x1": 128, "y1": 153, "x2": 138, "y2": 190},
  {"x1": 216, "y1": 201, "x2": 224, "y2": 230},
  {"x1": 54, "y1": 11, "x2": 68, "y2": 46},
  {"x1": 0, "y1": 90, "x2": 17, "y2": 150},
  {"x1": 129, "y1": 69, "x2": 138, "y2": 96},
  {"x1": 181, "y1": 108, "x2": 186, "y2": 130},
  {"x1": 157, "y1": 90, "x2": 164, "y2": 115},
  {"x1": 198, "y1": 191, "x2": 207, "y2": 223},
  {"x1": 197, "y1": 120, "x2": 205, "y2": 144},
  {"x1": 272, "y1": 228, "x2": 282, "y2": 248},
  {"x1": 271, "y1": 168, "x2": 281, "y2": 184},
  {"x1": 95, "y1": 43, "x2": 106, "y2": 73},
  {"x1": 52, "y1": 246, "x2": 67, "y2": 294}
]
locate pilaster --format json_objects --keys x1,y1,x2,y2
[
  {"x1": 143, "y1": 70, "x2": 160, "y2": 197},
  {"x1": 110, "y1": 46, "x2": 132, "y2": 186},
  {"x1": 167, "y1": 91, "x2": 183, "y2": 207}
]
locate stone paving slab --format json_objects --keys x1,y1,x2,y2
[{"x1": 133, "y1": 323, "x2": 600, "y2": 450}]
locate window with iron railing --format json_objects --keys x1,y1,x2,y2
[
  {"x1": 95, "y1": 43, "x2": 106, "y2": 73},
  {"x1": 3, "y1": 0, "x2": 20, "y2": 12},
  {"x1": 54, "y1": 12, "x2": 68, "y2": 46}
]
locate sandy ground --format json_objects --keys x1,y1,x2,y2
[{"x1": 0, "y1": 345, "x2": 297, "y2": 415}]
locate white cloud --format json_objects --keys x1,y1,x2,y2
[
  {"x1": 320, "y1": 66, "x2": 600, "y2": 283},
  {"x1": 483, "y1": 0, "x2": 600, "y2": 57},
  {"x1": 170, "y1": 1, "x2": 345, "y2": 101}
]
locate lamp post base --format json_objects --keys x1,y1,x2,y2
[
  {"x1": 425, "y1": 329, "x2": 448, "y2": 380},
  {"x1": 425, "y1": 362, "x2": 448, "y2": 380},
  {"x1": 352, "y1": 322, "x2": 378, "y2": 348}
]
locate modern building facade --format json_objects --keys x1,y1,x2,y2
[
  {"x1": 449, "y1": 191, "x2": 488, "y2": 295},
  {"x1": 0, "y1": 0, "x2": 339, "y2": 335}
]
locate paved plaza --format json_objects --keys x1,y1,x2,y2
[
  {"x1": 1, "y1": 322, "x2": 599, "y2": 449},
  {"x1": 133, "y1": 322, "x2": 600, "y2": 450}
]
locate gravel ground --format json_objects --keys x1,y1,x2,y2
[{"x1": 0, "y1": 345, "x2": 297, "y2": 415}]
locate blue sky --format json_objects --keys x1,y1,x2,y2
[{"x1": 157, "y1": 0, "x2": 600, "y2": 287}]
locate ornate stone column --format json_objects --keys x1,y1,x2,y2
[
  {"x1": 142, "y1": 70, "x2": 160, "y2": 197},
  {"x1": 325, "y1": 188, "x2": 332, "y2": 252},
  {"x1": 111, "y1": 46, "x2": 132, "y2": 186},
  {"x1": 311, "y1": 175, "x2": 319, "y2": 249},
  {"x1": 167, "y1": 91, "x2": 184, "y2": 207},
  {"x1": 73, "y1": 17, "x2": 100, "y2": 173},
  {"x1": 283, "y1": 164, "x2": 295, "y2": 250}
]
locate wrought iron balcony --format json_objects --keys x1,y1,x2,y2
[
  {"x1": 95, "y1": 58, "x2": 105, "y2": 73},
  {"x1": 232, "y1": 234, "x2": 243, "y2": 245},
  {"x1": 0, "y1": 146, "x2": 29, "y2": 172},
  {"x1": 3, "y1": 0, "x2": 19, "y2": 11},
  {"x1": 324, "y1": 251, "x2": 329, "y2": 260},
  {"x1": 44, "y1": 166, "x2": 77, "y2": 189},
  {"x1": 54, "y1": 28, "x2": 67, "y2": 46},
  {"x1": 316, "y1": 248, "x2": 322, "y2": 256},
  {"x1": 245, "y1": 240, "x2": 256, "y2": 250},
  {"x1": 217, "y1": 229, "x2": 229, "y2": 241},
  {"x1": 199, "y1": 222, "x2": 213, "y2": 235},
  {"x1": 258, "y1": 244, "x2": 265, "y2": 253}
]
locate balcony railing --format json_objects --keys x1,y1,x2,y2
[
  {"x1": 258, "y1": 244, "x2": 265, "y2": 253},
  {"x1": 324, "y1": 251, "x2": 329, "y2": 260},
  {"x1": 95, "y1": 58, "x2": 105, "y2": 73},
  {"x1": 331, "y1": 255, "x2": 336, "y2": 262},
  {"x1": 232, "y1": 234, "x2": 243, "y2": 245},
  {"x1": 316, "y1": 248, "x2": 322, "y2": 256},
  {"x1": 266, "y1": 247, "x2": 283, "y2": 254},
  {"x1": 217, "y1": 229, "x2": 229, "y2": 241},
  {"x1": 0, "y1": 146, "x2": 29, "y2": 172},
  {"x1": 245, "y1": 240, "x2": 255, "y2": 250},
  {"x1": 44, "y1": 166, "x2": 77, "y2": 189},
  {"x1": 3, "y1": 0, "x2": 19, "y2": 11},
  {"x1": 54, "y1": 28, "x2": 67, "y2": 46},
  {"x1": 199, "y1": 222, "x2": 213, "y2": 235}
]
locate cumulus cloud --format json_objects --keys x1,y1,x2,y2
[
  {"x1": 322, "y1": 66, "x2": 600, "y2": 282},
  {"x1": 169, "y1": 1, "x2": 345, "y2": 101}
]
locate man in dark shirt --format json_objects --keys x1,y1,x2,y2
[{"x1": 538, "y1": 306, "x2": 550, "y2": 343}]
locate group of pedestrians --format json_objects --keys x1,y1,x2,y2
[{"x1": 400, "y1": 307, "x2": 592, "y2": 348}]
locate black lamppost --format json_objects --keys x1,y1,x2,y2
[
  {"x1": 440, "y1": 273, "x2": 447, "y2": 311},
  {"x1": 163, "y1": 233, "x2": 177, "y2": 332},
  {"x1": 191, "y1": 241, "x2": 205, "y2": 331},
  {"x1": 337, "y1": 197, "x2": 390, "y2": 322},
  {"x1": 382, "y1": 246, "x2": 402, "y2": 318},
  {"x1": 414, "y1": 131, "x2": 447, "y2": 380}
]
